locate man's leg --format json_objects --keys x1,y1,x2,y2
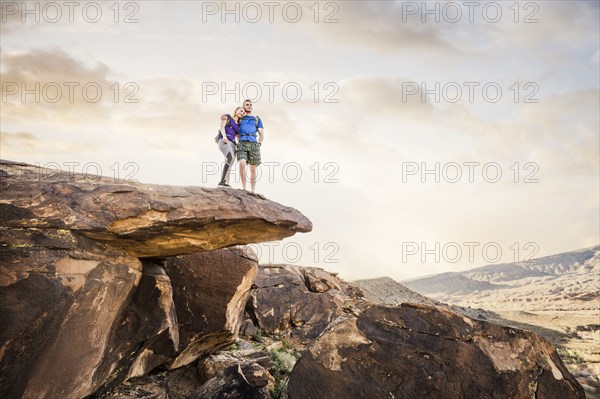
[
  {"x1": 248, "y1": 142, "x2": 261, "y2": 193},
  {"x1": 249, "y1": 165, "x2": 256, "y2": 192},
  {"x1": 239, "y1": 159, "x2": 247, "y2": 190}
]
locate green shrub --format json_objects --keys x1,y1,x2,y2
[{"x1": 269, "y1": 349, "x2": 297, "y2": 398}]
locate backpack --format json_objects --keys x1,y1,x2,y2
[
  {"x1": 214, "y1": 115, "x2": 261, "y2": 143},
  {"x1": 238, "y1": 116, "x2": 261, "y2": 141}
]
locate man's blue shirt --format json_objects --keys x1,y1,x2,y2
[{"x1": 239, "y1": 115, "x2": 263, "y2": 142}]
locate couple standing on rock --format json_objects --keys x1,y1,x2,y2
[{"x1": 216, "y1": 99, "x2": 264, "y2": 192}]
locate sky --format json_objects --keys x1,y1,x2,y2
[{"x1": 1, "y1": 0, "x2": 599, "y2": 281}]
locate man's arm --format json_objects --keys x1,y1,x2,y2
[{"x1": 257, "y1": 128, "x2": 264, "y2": 144}]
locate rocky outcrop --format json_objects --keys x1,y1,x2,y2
[
  {"x1": 93, "y1": 248, "x2": 259, "y2": 394},
  {"x1": 0, "y1": 160, "x2": 311, "y2": 399},
  {"x1": 94, "y1": 267, "x2": 587, "y2": 399},
  {"x1": 246, "y1": 264, "x2": 346, "y2": 345},
  {"x1": 0, "y1": 160, "x2": 311, "y2": 257},
  {"x1": 287, "y1": 303, "x2": 586, "y2": 399}
]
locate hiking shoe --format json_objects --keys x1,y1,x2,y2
[{"x1": 218, "y1": 181, "x2": 230, "y2": 187}]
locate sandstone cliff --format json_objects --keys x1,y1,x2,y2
[{"x1": 0, "y1": 160, "x2": 310, "y2": 399}]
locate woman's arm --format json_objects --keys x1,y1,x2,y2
[{"x1": 220, "y1": 115, "x2": 228, "y2": 143}]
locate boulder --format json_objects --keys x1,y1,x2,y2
[
  {"x1": 247, "y1": 265, "x2": 346, "y2": 344},
  {"x1": 240, "y1": 319, "x2": 260, "y2": 337},
  {"x1": 197, "y1": 348, "x2": 272, "y2": 384},
  {"x1": 303, "y1": 267, "x2": 342, "y2": 293},
  {"x1": 287, "y1": 303, "x2": 586, "y2": 399},
  {"x1": 92, "y1": 374, "x2": 170, "y2": 399},
  {"x1": 0, "y1": 229, "x2": 143, "y2": 399},
  {"x1": 166, "y1": 247, "x2": 259, "y2": 368},
  {"x1": 189, "y1": 363, "x2": 271, "y2": 399},
  {"x1": 92, "y1": 260, "x2": 179, "y2": 393},
  {"x1": 93, "y1": 248, "x2": 259, "y2": 395}
]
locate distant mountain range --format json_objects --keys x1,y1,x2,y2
[{"x1": 398, "y1": 245, "x2": 599, "y2": 311}]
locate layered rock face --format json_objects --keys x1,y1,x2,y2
[
  {"x1": 246, "y1": 264, "x2": 347, "y2": 345},
  {"x1": 166, "y1": 248, "x2": 259, "y2": 369},
  {"x1": 287, "y1": 302, "x2": 586, "y2": 399},
  {"x1": 0, "y1": 160, "x2": 311, "y2": 399},
  {"x1": 0, "y1": 160, "x2": 311, "y2": 257}
]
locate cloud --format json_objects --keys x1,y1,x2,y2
[
  {"x1": 294, "y1": 75, "x2": 599, "y2": 183},
  {"x1": 275, "y1": 1, "x2": 599, "y2": 64},
  {"x1": 0, "y1": 1, "x2": 139, "y2": 36},
  {"x1": 0, "y1": 1, "x2": 31, "y2": 34},
  {"x1": 0, "y1": 48, "x2": 124, "y2": 125},
  {"x1": 0, "y1": 49, "x2": 312, "y2": 157},
  {"x1": 337, "y1": 76, "x2": 435, "y2": 117},
  {"x1": 278, "y1": 1, "x2": 461, "y2": 55},
  {"x1": 113, "y1": 75, "x2": 278, "y2": 150},
  {"x1": 0, "y1": 50, "x2": 217, "y2": 153},
  {"x1": 451, "y1": 89, "x2": 600, "y2": 173},
  {"x1": 259, "y1": 75, "x2": 438, "y2": 154},
  {"x1": 0, "y1": 130, "x2": 101, "y2": 161},
  {"x1": 0, "y1": 131, "x2": 40, "y2": 148}
]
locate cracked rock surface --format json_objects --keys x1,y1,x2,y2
[
  {"x1": 287, "y1": 303, "x2": 586, "y2": 399},
  {"x1": 246, "y1": 264, "x2": 346, "y2": 346},
  {"x1": 0, "y1": 160, "x2": 312, "y2": 257}
]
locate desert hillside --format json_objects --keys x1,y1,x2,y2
[
  {"x1": 352, "y1": 276, "x2": 438, "y2": 306},
  {"x1": 401, "y1": 246, "x2": 600, "y2": 311}
]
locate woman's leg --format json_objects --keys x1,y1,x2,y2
[
  {"x1": 225, "y1": 142, "x2": 236, "y2": 184},
  {"x1": 218, "y1": 140, "x2": 234, "y2": 186}
]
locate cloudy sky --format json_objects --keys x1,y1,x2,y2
[{"x1": 1, "y1": 0, "x2": 598, "y2": 280}]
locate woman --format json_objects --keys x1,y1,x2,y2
[{"x1": 217, "y1": 106, "x2": 245, "y2": 187}]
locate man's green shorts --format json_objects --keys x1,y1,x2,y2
[{"x1": 236, "y1": 141, "x2": 261, "y2": 166}]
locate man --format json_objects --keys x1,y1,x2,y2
[{"x1": 237, "y1": 99, "x2": 264, "y2": 192}]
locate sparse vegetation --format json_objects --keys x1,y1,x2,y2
[
  {"x1": 280, "y1": 336, "x2": 292, "y2": 351},
  {"x1": 557, "y1": 347, "x2": 600, "y2": 365},
  {"x1": 253, "y1": 330, "x2": 264, "y2": 344},
  {"x1": 225, "y1": 341, "x2": 240, "y2": 351},
  {"x1": 245, "y1": 331, "x2": 303, "y2": 397},
  {"x1": 268, "y1": 348, "x2": 297, "y2": 399}
]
